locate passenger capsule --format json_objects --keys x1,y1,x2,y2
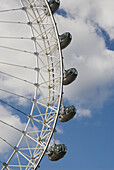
[
  {"x1": 48, "y1": 144, "x2": 67, "y2": 161},
  {"x1": 63, "y1": 68, "x2": 78, "y2": 85},
  {"x1": 59, "y1": 32, "x2": 72, "y2": 49},
  {"x1": 45, "y1": 0, "x2": 60, "y2": 15},
  {"x1": 59, "y1": 105, "x2": 76, "y2": 122}
]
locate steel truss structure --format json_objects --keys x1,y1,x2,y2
[{"x1": 0, "y1": 0, "x2": 63, "y2": 169}]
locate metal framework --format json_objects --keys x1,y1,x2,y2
[{"x1": 0, "y1": 0, "x2": 63, "y2": 169}]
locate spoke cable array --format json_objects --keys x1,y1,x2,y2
[{"x1": 0, "y1": 0, "x2": 63, "y2": 169}]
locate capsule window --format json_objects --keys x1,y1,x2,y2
[
  {"x1": 49, "y1": 0, "x2": 54, "y2": 4},
  {"x1": 60, "y1": 34, "x2": 66, "y2": 40},
  {"x1": 69, "y1": 34, "x2": 72, "y2": 39},
  {"x1": 55, "y1": 148, "x2": 58, "y2": 152},
  {"x1": 67, "y1": 70, "x2": 72, "y2": 75},
  {"x1": 65, "y1": 107, "x2": 69, "y2": 111},
  {"x1": 55, "y1": 0, "x2": 60, "y2": 3},
  {"x1": 71, "y1": 105, "x2": 74, "y2": 109}
]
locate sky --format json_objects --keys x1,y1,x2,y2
[{"x1": 0, "y1": 0, "x2": 114, "y2": 170}]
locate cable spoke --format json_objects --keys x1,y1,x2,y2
[
  {"x1": 0, "y1": 136, "x2": 13, "y2": 148},
  {"x1": 0, "y1": 88, "x2": 31, "y2": 101},
  {"x1": 0, "y1": 45, "x2": 33, "y2": 54},
  {"x1": 0, "y1": 21, "x2": 27, "y2": 25},
  {"x1": 0, "y1": 36, "x2": 31, "y2": 40},
  {"x1": 0, "y1": 8, "x2": 23, "y2": 13},
  {"x1": 0, "y1": 99, "x2": 28, "y2": 117},
  {"x1": 0, "y1": 61, "x2": 34, "y2": 70},
  {"x1": 0, "y1": 70, "x2": 34, "y2": 86},
  {"x1": 0, "y1": 119, "x2": 23, "y2": 133}
]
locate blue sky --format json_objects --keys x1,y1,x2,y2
[{"x1": 0, "y1": 0, "x2": 114, "y2": 170}]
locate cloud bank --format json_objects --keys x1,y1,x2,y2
[{"x1": 55, "y1": 0, "x2": 114, "y2": 116}]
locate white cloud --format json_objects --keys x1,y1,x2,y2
[
  {"x1": 60, "y1": 0, "x2": 114, "y2": 38},
  {"x1": 54, "y1": 2, "x2": 114, "y2": 110},
  {"x1": 77, "y1": 108, "x2": 92, "y2": 118},
  {"x1": 0, "y1": 105, "x2": 26, "y2": 154},
  {"x1": 56, "y1": 125, "x2": 63, "y2": 134}
]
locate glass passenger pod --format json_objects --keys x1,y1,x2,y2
[
  {"x1": 48, "y1": 144, "x2": 67, "y2": 161},
  {"x1": 63, "y1": 68, "x2": 78, "y2": 85},
  {"x1": 45, "y1": 0, "x2": 60, "y2": 15},
  {"x1": 59, "y1": 32, "x2": 72, "y2": 50},
  {"x1": 59, "y1": 105, "x2": 76, "y2": 122}
]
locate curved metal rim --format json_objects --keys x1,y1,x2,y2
[{"x1": 34, "y1": 0, "x2": 63, "y2": 168}]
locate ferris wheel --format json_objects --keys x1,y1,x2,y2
[{"x1": 0, "y1": 0, "x2": 78, "y2": 169}]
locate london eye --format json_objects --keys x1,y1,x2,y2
[{"x1": 0, "y1": 0, "x2": 78, "y2": 169}]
